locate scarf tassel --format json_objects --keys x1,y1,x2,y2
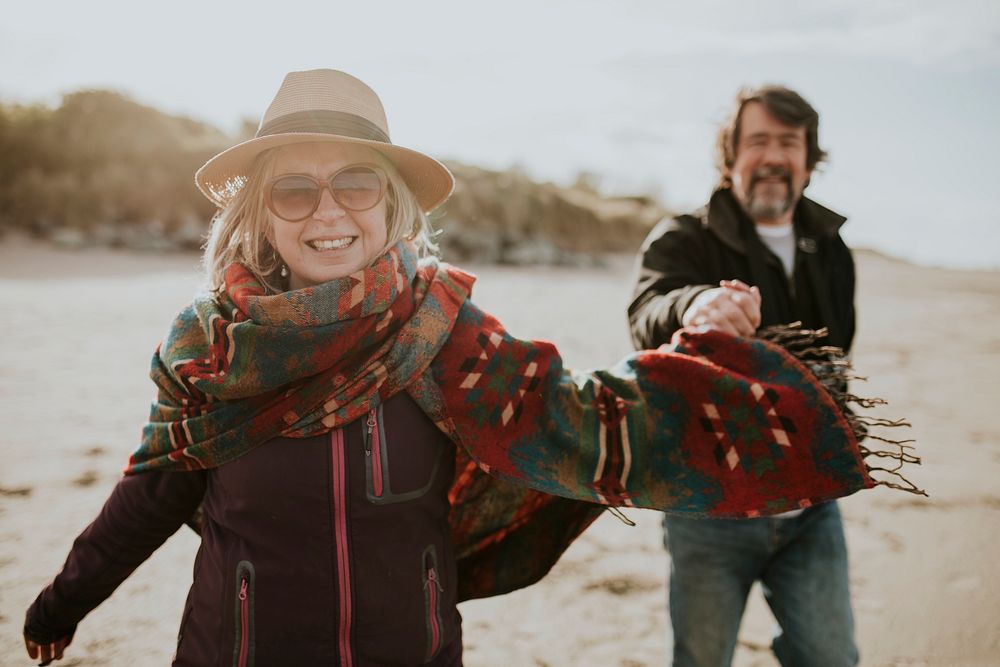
[{"x1": 758, "y1": 323, "x2": 927, "y2": 498}]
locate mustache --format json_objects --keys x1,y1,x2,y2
[{"x1": 748, "y1": 166, "x2": 792, "y2": 190}]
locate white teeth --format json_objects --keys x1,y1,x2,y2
[{"x1": 309, "y1": 237, "x2": 354, "y2": 250}]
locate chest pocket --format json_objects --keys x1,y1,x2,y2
[{"x1": 363, "y1": 402, "x2": 446, "y2": 504}]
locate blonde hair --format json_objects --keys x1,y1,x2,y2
[{"x1": 203, "y1": 144, "x2": 437, "y2": 294}]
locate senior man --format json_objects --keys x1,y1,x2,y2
[{"x1": 628, "y1": 85, "x2": 858, "y2": 667}]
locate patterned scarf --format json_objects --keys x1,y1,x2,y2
[{"x1": 128, "y1": 242, "x2": 885, "y2": 599}]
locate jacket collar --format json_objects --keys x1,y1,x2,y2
[{"x1": 702, "y1": 188, "x2": 847, "y2": 255}]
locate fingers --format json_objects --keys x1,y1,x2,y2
[
  {"x1": 690, "y1": 302, "x2": 747, "y2": 336},
  {"x1": 727, "y1": 291, "x2": 761, "y2": 329},
  {"x1": 685, "y1": 292, "x2": 745, "y2": 336},
  {"x1": 721, "y1": 279, "x2": 762, "y2": 304},
  {"x1": 38, "y1": 641, "x2": 53, "y2": 666},
  {"x1": 689, "y1": 310, "x2": 731, "y2": 335},
  {"x1": 691, "y1": 313, "x2": 740, "y2": 337},
  {"x1": 704, "y1": 289, "x2": 757, "y2": 335},
  {"x1": 24, "y1": 636, "x2": 68, "y2": 665},
  {"x1": 684, "y1": 284, "x2": 763, "y2": 337},
  {"x1": 720, "y1": 278, "x2": 752, "y2": 292},
  {"x1": 715, "y1": 299, "x2": 756, "y2": 336},
  {"x1": 719, "y1": 281, "x2": 762, "y2": 328}
]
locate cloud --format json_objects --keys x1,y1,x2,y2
[{"x1": 716, "y1": 1, "x2": 1000, "y2": 67}]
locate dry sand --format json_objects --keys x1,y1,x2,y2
[{"x1": 0, "y1": 239, "x2": 998, "y2": 666}]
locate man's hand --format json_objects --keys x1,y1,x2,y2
[
  {"x1": 24, "y1": 635, "x2": 72, "y2": 666},
  {"x1": 681, "y1": 279, "x2": 762, "y2": 337}
]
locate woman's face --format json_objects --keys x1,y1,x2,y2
[{"x1": 268, "y1": 142, "x2": 389, "y2": 289}]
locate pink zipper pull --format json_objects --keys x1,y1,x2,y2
[
  {"x1": 237, "y1": 576, "x2": 250, "y2": 667},
  {"x1": 365, "y1": 409, "x2": 377, "y2": 457},
  {"x1": 426, "y1": 568, "x2": 444, "y2": 592},
  {"x1": 368, "y1": 408, "x2": 384, "y2": 497},
  {"x1": 424, "y1": 563, "x2": 443, "y2": 660}
]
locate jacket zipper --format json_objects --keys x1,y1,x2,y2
[
  {"x1": 422, "y1": 546, "x2": 444, "y2": 661},
  {"x1": 233, "y1": 560, "x2": 255, "y2": 667},
  {"x1": 238, "y1": 580, "x2": 249, "y2": 667},
  {"x1": 365, "y1": 408, "x2": 384, "y2": 497},
  {"x1": 331, "y1": 429, "x2": 354, "y2": 667}
]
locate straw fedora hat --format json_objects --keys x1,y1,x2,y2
[{"x1": 195, "y1": 69, "x2": 454, "y2": 213}]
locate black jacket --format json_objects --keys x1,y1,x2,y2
[
  {"x1": 25, "y1": 391, "x2": 462, "y2": 666},
  {"x1": 628, "y1": 188, "x2": 856, "y2": 352}
]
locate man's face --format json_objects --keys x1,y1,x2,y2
[{"x1": 728, "y1": 101, "x2": 811, "y2": 223}]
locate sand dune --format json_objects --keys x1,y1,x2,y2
[{"x1": 1, "y1": 240, "x2": 997, "y2": 666}]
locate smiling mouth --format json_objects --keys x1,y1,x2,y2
[
  {"x1": 749, "y1": 167, "x2": 792, "y2": 191},
  {"x1": 307, "y1": 237, "x2": 356, "y2": 251}
]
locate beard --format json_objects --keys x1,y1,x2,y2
[{"x1": 744, "y1": 166, "x2": 798, "y2": 221}]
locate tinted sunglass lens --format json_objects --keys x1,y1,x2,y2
[
  {"x1": 270, "y1": 176, "x2": 320, "y2": 220},
  {"x1": 330, "y1": 167, "x2": 383, "y2": 210}
]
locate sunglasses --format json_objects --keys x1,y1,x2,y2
[{"x1": 264, "y1": 163, "x2": 387, "y2": 222}]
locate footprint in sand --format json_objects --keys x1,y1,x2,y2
[
  {"x1": 882, "y1": 496, "x2": 1000, "y2": 511},
  {"x1": 879, "y1": 531, "x2": 905, "y2": 553},
  {"x1": 73, "y1": 470, "x2": 100, "y2": 487},
  {"x1": 584, "y1": 576, "x2": 660, "y2": 596}
]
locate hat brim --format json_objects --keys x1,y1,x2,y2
[{"x1": 195, "y1": 133, "x2": 455, "y2": 214}]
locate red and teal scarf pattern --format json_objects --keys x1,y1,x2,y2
[{"x1": 128, "y1": 242, "x2": 881, "y2": 599}]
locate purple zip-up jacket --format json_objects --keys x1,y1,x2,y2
[{"x1": 25, "y1": 392, "x2": 462, "y2": 666}]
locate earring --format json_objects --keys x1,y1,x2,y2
[{"x1": 280, "y1": 264, "x2": 289, "y2": 278}]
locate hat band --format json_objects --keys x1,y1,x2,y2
[{"x1": 257, "y1": 110, "x2": 390, "y2": 143}]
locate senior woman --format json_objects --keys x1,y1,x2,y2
[{"x1": 24, "y1": 70, "x2": 885, "y2": 666}]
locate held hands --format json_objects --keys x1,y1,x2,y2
[
  {"x1": 24, "y1": 636, "x2": 71, "y2": 666},
  {"x1": 681, "y1": 279, "x2": 762, "y2": 337}
]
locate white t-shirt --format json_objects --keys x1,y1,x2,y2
[{"x1": 755, "y1": 222, "x2": 795, "y2": 278}]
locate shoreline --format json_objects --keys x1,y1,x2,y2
[{"x1": 1, "y1": 234, "x2": 997, "y2": 279}]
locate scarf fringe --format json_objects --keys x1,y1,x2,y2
[
  {"x1": 605, "y1": 506, "x2": 637, "y2": 526},
  {"x1": 758, "y1": 323, "x2": 927, "y2": 498}
]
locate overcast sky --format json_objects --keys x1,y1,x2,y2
[{"x1": 3, "y1": 0, "x2": 999, "y2": 268}]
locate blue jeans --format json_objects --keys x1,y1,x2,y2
[{"x1": 664, "y1": 502, "x2": 858, "y2": 667}]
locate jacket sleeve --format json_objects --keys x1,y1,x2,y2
[
  {"x1": 425, "y1": 299, "x2": 875, "y2": 520},
  {"x1": 24, "y1": 469, "x2": 207, "y2": 643},
  {"x1": 627, "y1": 216, "x2": 717, "y2": 350},
  {"x1": 838, "y1": 238, "x2": 857, "y2": 353}
]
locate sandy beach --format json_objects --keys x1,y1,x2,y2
[{"x1": 1, "y1": 239, "x2": 998, "y2": 666}]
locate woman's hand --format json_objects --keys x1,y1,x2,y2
[
  {"x1": 681, "y1": 279, "x2": 762, "y2": 337},
  {"x1": 24, "y1": 635, "x2": 72, "y2": 666}
]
